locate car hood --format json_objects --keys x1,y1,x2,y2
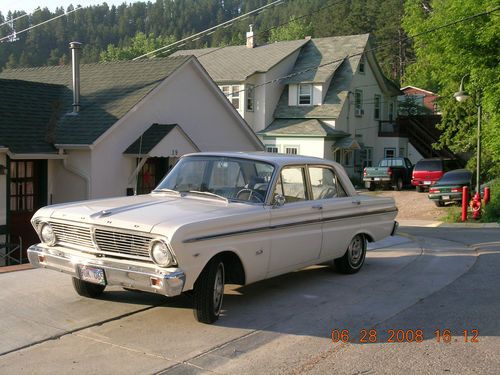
[{"x1": 36, "y1": 193, "x2": 257, "y2": 233}]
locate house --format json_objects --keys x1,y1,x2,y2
[
  {"x1": 173, "y1": 31, "x2": 403, "y2": 176},
  {"x1": 399, "y1": 85, "x2": 440, "y2": 115},
  {"x1": 0, "y1": 44, "x2": 263, "y2": 263}
]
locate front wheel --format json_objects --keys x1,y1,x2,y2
[
  {"x1": 72, "y1": 277, "x2": 105, "y2": 298},
  {"x1": 193, "y1": 257, "x2": 225, "y2": 324},
  {"x1": 334, "y1": 234, "x2": 367, "y2": 274}
]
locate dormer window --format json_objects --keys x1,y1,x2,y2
[
  {"x1": 359, "y1": 56, "x2": 365, "y2": 73},
  {"x1": 298, "y1": 83, "x2": 312, "y2": 105}
]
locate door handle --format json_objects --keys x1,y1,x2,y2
[
  {"x1": 312, "y1": 204, "x2": 323, "y2": 210},
  {"x1": 352, "y1": 200, "x2": 361, "y2": 205}
]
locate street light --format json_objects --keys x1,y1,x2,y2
[{"x1": 454, "y1": 74, "x2": 482, "y2": 195}]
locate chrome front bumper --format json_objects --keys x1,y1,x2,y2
[{"x1": 27, "y1": 244, "x2": 185, "y2": 297}]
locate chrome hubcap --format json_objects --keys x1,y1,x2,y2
[
  {"x1": 213, "y1": 263, "x2": 224, "y2": 314},
  {"x1": 348, "y1": 236, "x2": 364, "y2": 265}
]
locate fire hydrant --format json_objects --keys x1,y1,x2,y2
[{"x1": 470, "y1": 192, "x2": 482, "y2": 220}]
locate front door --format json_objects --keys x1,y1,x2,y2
[
  {"x1": 8, "y1": 159, "x2": 47, "y2": 258},
  {"x1": 137, "y1": 157, "x2": 170, "y2": 194},
  {"x1": 267, "y1": 166, "x2": 322, "y2": 277}
]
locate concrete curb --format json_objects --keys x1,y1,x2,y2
[{"x1": 399, "y1": 219, "x2": 499, "y2": 228}]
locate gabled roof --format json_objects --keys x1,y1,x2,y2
[
  {"x1": 258, "y1": 118, "x2": 349, "y2": 138},
  {"x1": 284, "y1": 34, "x2": 369, "y2": 84},
  {"x1": 172, "y1": 39, "x2": 308, "y2": 82},
  {"x1": 124, "y1": 124, "x2": 177, "y2": 154},
  {"x1": 0, "y1": 79, "x2": 65, "y2": 154},
  {"x1": 0, "y1": 56, "x2": 191, "y2": 146}
]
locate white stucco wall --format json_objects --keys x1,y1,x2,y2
[
  {"x1": 89, "y1": 59, "x2": 262, "y2": 199},
  {"x1": 50, "y1": 150, "x2": 90, "y2": 203},
  {"x1": 374, "y1": 137, "x2": 409, "y2": 165},
  {"x1": 0, "y1": 152, "x2": 7, "y2": 227}
]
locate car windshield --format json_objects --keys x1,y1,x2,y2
[
  {"x1": 414, "y1": 160, "x2": 442, "y2": 171},
  {"x1": 154, "y1": 156, "x2": 275, "y2": 203}
]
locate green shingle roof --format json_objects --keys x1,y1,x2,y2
[
  {"x1": 124, "y1": 124, "x2": 176, "y2": 154},
  {"x1": 258, "y1": 118, "x2": 349, "y2": 138},
  {"x1": 284, "y1": 34, "x2": 368, "y2": 84},
  {"x1": 172, "y1": 39, "x2": 308, "y2": 82},
  {"x1": 0, "y1": 79, "x2": 64, "y2": 154},
  {"x1": 0, "y1": 56, "x2": 191, "y2": 147}
]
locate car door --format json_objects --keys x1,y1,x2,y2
[
  {"x1": 308, "y1": 165, "x2": 363, "y2": 260},
  {"x1": 267, "y1": 165, "x2": 322, "y2": 277}
]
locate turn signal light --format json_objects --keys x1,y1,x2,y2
[
  {"x1": 150, "y1": 277, "x2": 163, "y2": 288},
  {"x1": 429, "y1": 188, "x2": 439, "y2": 194},
  {"x1": 451, "y1": 188, "x2": 461, "y2": 193}
]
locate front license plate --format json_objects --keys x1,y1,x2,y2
[
  {"x1": 78, "y1": 265, "x2": 106, "y2": 285},
  {"x1": 424, "y1": 181, "x2": 431, "y2": 185},
  {"x1": 442, "y1": 195, "x2": 450, "y2": 200}
]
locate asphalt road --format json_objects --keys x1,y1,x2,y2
[{"x1": 0, "y1": 225, "x2": 499, "y2": 374}]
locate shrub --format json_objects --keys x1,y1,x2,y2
[{"x1": 481, "y1": 179, "x2": 500, "y2": 223}]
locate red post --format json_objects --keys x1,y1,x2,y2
[
  {"x1": 461, "y1": 186, "x2": 468, "y2": 222},
  {"x1": 484, "y1": 187, "x2": 490, "y2": 206}
]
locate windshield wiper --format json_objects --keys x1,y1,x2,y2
[
  {"x1": 183, "y1": 190, "x2": 228, "y2": 203},
  {"x1": 152, "y1": 188, "x2": 180, "y2": 195}
]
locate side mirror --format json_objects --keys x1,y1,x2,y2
[{"x1": 272, "y1": 194, "x2": 286, "y2": 208}]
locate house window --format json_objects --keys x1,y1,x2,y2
[
  {"x1": 266, "y1": 145, "x2": 279, "y2": 153},
  {"x1": 374, "y1": 95, "x2": 381, "y2": 119},
  {"x1": 362, "y1": 147, "x2": 373, "y2": 168},
  {"x1": 389, "y1": 102, "x2": 394, "y2": 121},
  {"x1": 298, "y1": 84, "x2": 312, "y2": 105},
  {"x1": 384, "y1": 148, "x2": 396, "y2": 158},
  {"x1": 359, "y1": 56, "x2": 365, "y2": 73},
  {"x1": 220, "y1": 85, "x2": 242, "y2": 111},
  {"x1": 285, "y1": 146, "x2": 299, "y2": 155},
  {"x1": 9, "y1": 161, "x2": 35, "y2": 212},
  {"x1": 246, "y1": 84, "x2": 254, "y2": 111},
  {"x1": 354, "y1": 89, "x2": 363, "y2": 116}
]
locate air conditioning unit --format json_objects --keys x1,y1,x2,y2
[{"x1": 355, "y1": 108, "x2": 364, "y2": 117}]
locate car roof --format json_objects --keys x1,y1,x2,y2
[
  {"x1": 182, "y1": 151, "x2": 338, "y2": 168},
  {"x1": 443, "y1": 168, "x2": 471, "y2": 176}
]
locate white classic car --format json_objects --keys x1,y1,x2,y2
[{"x1": 28, "y1": 152, "x2": 398, "y2": 323}]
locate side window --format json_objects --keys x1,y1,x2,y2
[
  {"x1": 274, "y1": 166, "x2": 307, "y2": 203},
  {"x1": 309, "y1": 166, "x2": 347, "y2": 200}
]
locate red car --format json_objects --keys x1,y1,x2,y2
[{"x1": 412, "y1": 158, "x2": 461, "y2": 192}]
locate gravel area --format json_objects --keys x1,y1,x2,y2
[{"x1": 361, "y1": 189, "x2": 447, "y2": 221}]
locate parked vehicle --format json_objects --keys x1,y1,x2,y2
[
  {"x1": 412, "y1": 158, "x2": 461, "y2": 192},
  {"x1": 363, "y1": 157, "x2": 413, "y2": 191},
  {"x1": 28, "y1": 152, "x2": 398, "y2": 324},
  {"x1": 428, "y1": 169, "x2": 472, "y2": 207}
]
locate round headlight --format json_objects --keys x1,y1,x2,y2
[
  {"x1": 150, "y1": 240, "x2": 173, "y2": 267},
  {"x1": 40, "y1": 223, "x2": 56, "y2": 246}
]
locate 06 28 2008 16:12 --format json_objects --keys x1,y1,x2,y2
[{"x1": 331, "y1": 328, "x2": 479, "y2": 343}]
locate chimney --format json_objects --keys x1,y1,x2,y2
[
  {"x1": 69, "y1": 41, "x2": 82, "y2": 113},
  {"x1": 246, "y1": 24, "x2": 255, "y2": 48}
]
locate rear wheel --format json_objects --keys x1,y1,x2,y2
[
  {"x1": 394, "y1": 177, "x2": 403, "y2": 191},
  {"x1": 434, "y1": 200, "x2": 445, "y2": 207},
  {"x1": 72, "y1": 277, "x2": 105, "y2": 298},
  {"x1": 335, "y1": 234, "x2": 367, "y2": 274},
  {"x1": 193, "y1": 257, "x2": 225, "y2": 324}
]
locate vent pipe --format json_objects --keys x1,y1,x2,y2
[{"x1": 69, "y1": 41, "x2": 82, "y2": 113}]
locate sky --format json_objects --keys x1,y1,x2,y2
[{"x1": 0, "y1": 1, "x2": 138, "y2": 16}]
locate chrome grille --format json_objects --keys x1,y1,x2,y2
[
  {"x1": 51, "y1": 222, "x2": 94, "y2": 249},
  {"x1": 94, "y1": 229, "x2": 151, "y2": 260}
]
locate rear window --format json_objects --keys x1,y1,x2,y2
[
  {"x1": 414, "y1": 160, "x2": 442, "y2": 171},
  {"x1": 380, "y1": 159, "x2": 404, "y2": 167},
  {"x1": 438, "y1": 171, "x2": 472, "y2": 184}
]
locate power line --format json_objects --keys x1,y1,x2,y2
[
  {"x1": 132, "y1": 0, "x2": 285, "y2": 60},
  {"x1": 0, "y1": 7, "x2": 40, "y2": 28},
  {"x1": 0, "y1": 6, "x2": 82, "y2": 43}
]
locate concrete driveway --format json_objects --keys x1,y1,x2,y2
[{"x1": 0, "y1": 225, "x2": 499, "y2": 374}]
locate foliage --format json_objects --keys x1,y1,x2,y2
[
  {"x1": 268, "y1": 18, "x2": 313, "y2": 43},
  {"x1": 481, "y1": 179, "x2": 500, "y2": 223},
  {"x1": 100, "y1": 32, "x2": 176, "y2": 61},
  {"x1": 439, "y1": 205, "x2": 462, "y2": 223},
  {"x1": 0, "y1": 0, "x2": 409, "y2": 81},
  {"x1": 402, "y1": 0, "x2": 500, "y2": 181}
]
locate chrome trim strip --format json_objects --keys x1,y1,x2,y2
[{"x1": 183, "y1": 207, "x2": 398, "y2": 243}]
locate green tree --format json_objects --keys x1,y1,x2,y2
[
  {"x1": 268, "y1": 18, "x2": 313, "y2": 42},
  {"x1": 402, "y1": 0, "x2": 500, "y2": 180},
  {"x1": 100, "y1": 32, "x2": 176, "y2": 61}
]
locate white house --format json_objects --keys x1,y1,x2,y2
[
  {"x1": 0, "y1": 48, "x2": 263, "y2": 263},
  {"x1": 174, "y1": 32, "x2": 404, "y2": 177}
]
